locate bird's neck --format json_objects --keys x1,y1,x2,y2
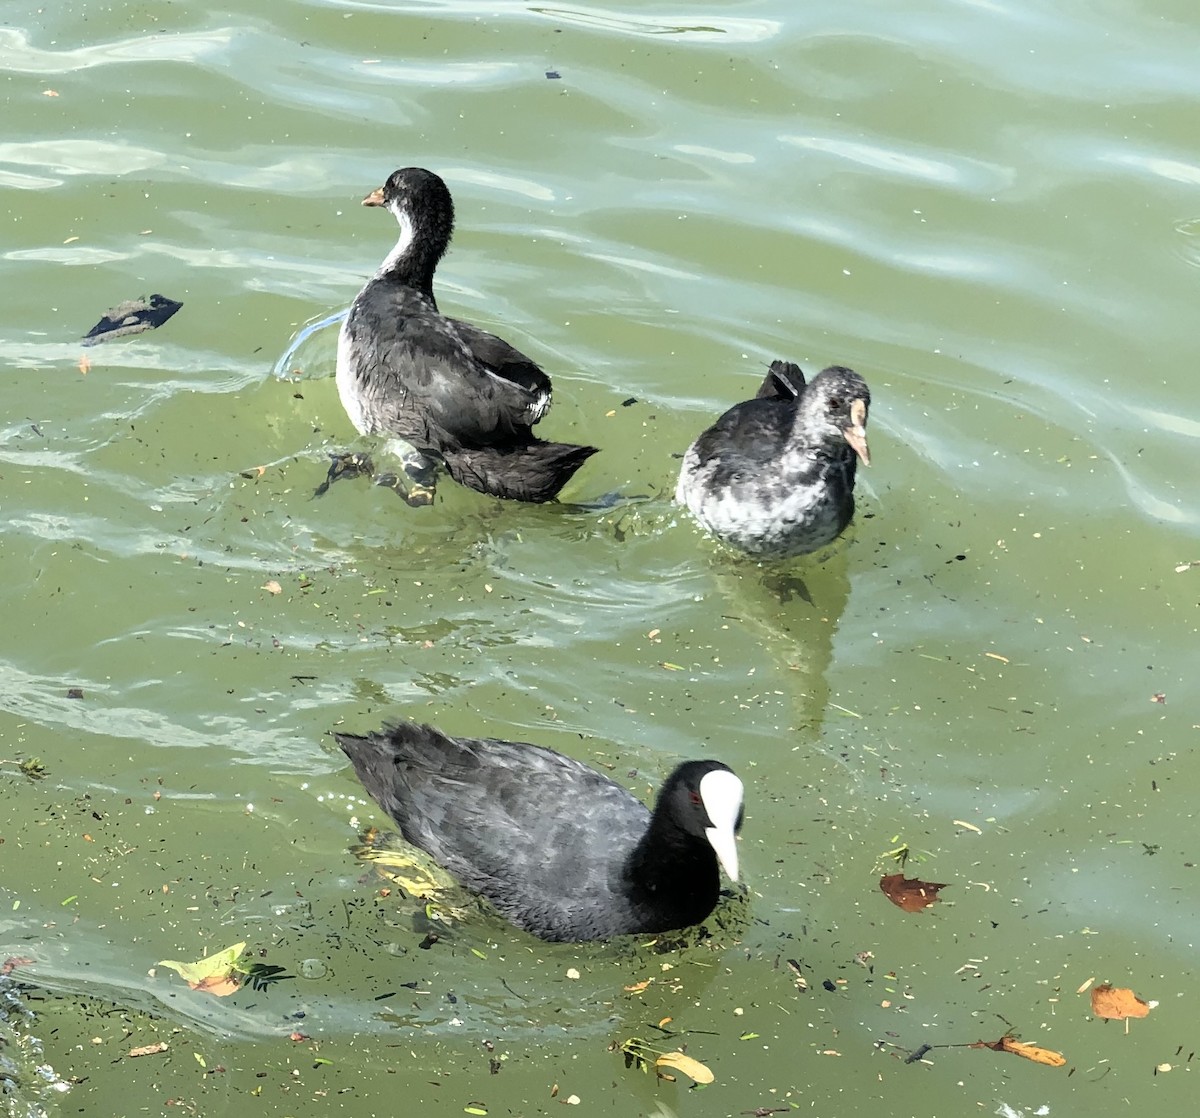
[{"x1": 374, "y1": 208, "x2": 447, "y2": 301}]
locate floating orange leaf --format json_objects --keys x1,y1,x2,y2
[
  {"x1": 127, "y1": 1042, "x2": 169, "y2": 1058},
  {"x1": 999, "y1": 1037, "x2": 1067, "y2": 1067},
  {"x1": 879, "y1": 873, "x2": 948, "y2": 912},
  {"x1": 1091, "y1": 984, "x2": 1151, "y2": 1020},
  {"x1": 971, "y1": 1035, "x2": 1066, "y2": 1067}
]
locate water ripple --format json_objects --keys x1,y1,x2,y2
[{"x1": 0, "y1": 26, "x2": 233, "y2": 73}]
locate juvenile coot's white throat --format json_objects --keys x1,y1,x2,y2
[
  {"x1": 676, "y1": 361, "x2": 871, "y2": 559},
  {"x1": 336, "y1": 720, "x2": 744, "y2": 942},
  {"x1": 329, "y1": 167, "x2": 597, "y2": 505}
]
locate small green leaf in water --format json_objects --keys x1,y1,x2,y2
[
  {"x1": 659, "y1": 662, "x2": 684, "y2": 671},
  {"x1": 739, "y1": 1031, "x2": 759, "y2": 1040},
  {"x1": 194, "y1": 1053, "x2": 207, "y2": 1068},
  {"x1": 158, "y1": 942, "x2": 247, "y2": 996},
  {"x1": 313, "y1": 1057, "x2": 333, "y2": 1066},
  {"x1": 61, "y1": 895, "x2": 77, "y2": 906},
  {"x1": 18, "y1": 757, "x2": 46, "y2": 779},
  {"x1": 470, "y1": 948, "x2": 487, "y2": 960},
  {"x1": 465, "y1": 1105, "x2": 488, "y2": 1115}
]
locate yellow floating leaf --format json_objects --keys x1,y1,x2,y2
[
  {"x1": 655, "y1": 1051, "x2": 714, "y2": 1084},
  {"x1": 158, "y1": 942, "x2": 246, "y2": 997}
]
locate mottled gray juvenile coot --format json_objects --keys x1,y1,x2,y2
[
  {"x1": 329, "y1": 167, "x2": 598, "y2": 505},
  {"x1": 676, "y1": 361, "x2": 871, "y2": 559},
  {"x1": 336, "y1": 720, "x2": 744, "y2": 942}
]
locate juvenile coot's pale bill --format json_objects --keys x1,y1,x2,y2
[
  {"x1": 677, "y1": 361, "x2": 871, "y2": 559},
  {"x1": 330, "y1": 167, "x2": 597, "y2": 505},
  {"x1": 337, "y1": 720, "x2": 744, "y2": 942}
]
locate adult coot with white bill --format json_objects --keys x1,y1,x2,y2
[{"x1": 336, "y1": 720, "x2": 744, "y2": 942}]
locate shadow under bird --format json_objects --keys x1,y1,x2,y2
[
  {"x1": 676, "y1": 361, "x2": 871, "y2": 559},
  {"x1": 327, "y1": 167, "x2": 598, "y2": 505},
  {"x1": 336, "y1": 720, "x2": 744, "y2": 942}
]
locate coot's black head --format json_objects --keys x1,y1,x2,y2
[
  {"x1": 655, "y1": 760, "x2": 744, "y2": 882},
  {"x1": 361, "y1": 167, "x2": 456, "y2": 289},
  {"x1": 804, "y1": 365, "x2": 871, "y2": 466}
]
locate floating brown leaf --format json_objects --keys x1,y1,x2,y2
[
  {"x1": 879, "y1": 873, "x2": 948, "y2": 912},
  {"x1": 1091, "y1": 984, "x2": 1151, "y2": 1020},
  {"x1": 127, "y1": 1042, "x2": 169, "y2": 1058},
  {"x1": 998, "y1": 1037, "x2": 1067, "y2": 1067},
  {"x1": 970, "y1": 1035, "x2": 1066, "y2": 1067}
]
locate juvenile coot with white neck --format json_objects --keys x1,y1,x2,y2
[
  {"x1": 336, "y1": 720, "x2": 744, "y2": 942},
  {"x1": 331, "y1": 167, "x2": 598, "y2": 505},
  {"x1": 676, "y1": 361, "x2": 871, "y2": 559}
]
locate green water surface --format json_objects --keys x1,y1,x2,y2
[{"x1": 2, "y1": 1, "x2": 1199, "y2": 1116}]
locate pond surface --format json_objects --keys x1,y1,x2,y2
[{"x1": 2, "y1": 1, "x2": 1199, "y2": 1115}]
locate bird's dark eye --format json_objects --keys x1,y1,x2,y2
[
  {"x1": 689, "y1": 790, "x2": 702, "y2": 805},
  {"x1": 828, "y1": 397, "x2": 842, "y2": 409}
]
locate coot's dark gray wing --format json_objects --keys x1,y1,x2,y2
[
  {"x1": 337, "y1": 723, "x2": 649, "y2": 940},
  {"x1": 342, "y1": 283, "x2": 546, "y2": 446},
  {"x1": 446, "y1": 318, "x2": 553, "y2": 402},
  {"x1": 685, "y1": 396, "x2": 799, "y2": 485}
]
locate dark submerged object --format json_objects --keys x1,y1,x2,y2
[
  {"x1": 82, "y1": 294, "x2": 183, "y2": 345},
  {"x1": 336, "y1": 720, "x2": 744, "y2": 942},
  {"x1": 332, "y1": 167, "x2": 598, "y2": 505},
  {"x1": 676, "y1": 361, "x2": 871, "y2": 559}
]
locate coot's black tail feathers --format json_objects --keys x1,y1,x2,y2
[
  {"x1": 336, "y1": 722, "x2": 456, "y2": 782},
  {"x1": 335, "y1": 723, "x2": 454, "y2": 847},
  {"x1": 755, "y1": 359, "x2": 806, "y2": 401},
  {"x1": 335, "y1": 730, "x2": 411, "y2": 835},
  {"x1": 443, "y1": 441, "x2": 599, "y2": 502}
]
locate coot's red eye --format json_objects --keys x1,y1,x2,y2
[{"x1": 689, "y1": 790, "x2": 701, "y2": 805}]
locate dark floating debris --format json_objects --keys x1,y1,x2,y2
[
  {"x1": 82, "y1": 293, "x2": 183, "y2": 345},
  {"x1": 545, "y1": 70, "x2": 561, "y2": 79}
]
